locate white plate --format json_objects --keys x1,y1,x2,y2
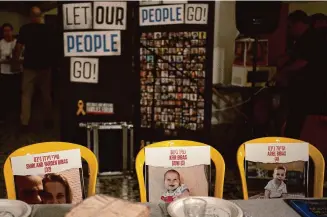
[
  {"x1": 0, "y1": 199, "x2": 31, "y2": 217},
  {"x1": 167, "y1": 197, "x2": 243, "y2": 217}
]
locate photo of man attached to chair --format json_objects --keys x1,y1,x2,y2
[
  {"x1": 246, "y1": 161, "x2": 308, "y2": 199},
  {"x1": 14, "y1": 168, "x2": 84, "y2": 205}
]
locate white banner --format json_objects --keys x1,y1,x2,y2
[
  {"x1": 70, "y1": 57, "x2": 99, "y2": 84},
  {"x1": 63, "y1": 3, "x2": 92, "y2": 30},
  {"x1": 145, "y1": 146, "x2": 210, "y2": 167},
  {"x1": 140, "y1": 4, "x2": 184, "y2": 26},
  {"x1": 93, "y1": 2, "x2": 127, "y2": 30},
  {"x1": 64, "y1": 31, "x2": 121, "y2": 56},
  {"x1": 185, "y1": 4, "x2": 208, "y2": 24},
  {"x1": 245, "y1": 143, "x2": 309, "y2": 163},
  {"x1": 11, "y1": 149, "x2": 82, "y2": 176},
  {"x1": 162, "y1": 0, "x2": 188, "y2": 4},
  {"x1": 86, "y1": 102, "x2": 114, "y2": 114},
  {"x1": 139, "y1": 0, "x2": 161, "y2": 6}
]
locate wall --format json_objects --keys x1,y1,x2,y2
[
  {"x1": 212, "y1": 1, "x2": 238, "y2": 84},
  {"x1": 212, "y1": 2, "x2": 290, "y2": 84},
  {"x1": 289, "y1": 2, "x2": 327, "y2": 15},
  {"x1": 0, "y1": 11, "x2": 28, "y2": 34},
  {"x1": 44, "y1": 8, "x2": 58, "y2": 15}
]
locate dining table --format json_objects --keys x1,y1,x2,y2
[{"x1": 30, "y1": 198, "x2": 301, "y2": 217}]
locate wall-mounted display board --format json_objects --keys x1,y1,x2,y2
[
  {"x1": 58, "y1": 1, "x2": 136, "y2": 172},
  {"x1": 134, "y1": 1, "x2": 215, "y2": 145}
]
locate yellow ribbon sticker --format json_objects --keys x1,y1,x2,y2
[{"x1": 76, "y1": 100, "x2": 86, "y2": 116}]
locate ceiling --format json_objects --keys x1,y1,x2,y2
[{"x1": 0, "y1": 1, "x2": 57, "y2": 16}]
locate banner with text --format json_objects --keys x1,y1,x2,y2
[
  {"x1": 245, "y1": 143, "x2": 309, "y2": 163},
  {"x1": 64, "y1": 31, "x2": 121, "y2": 56},
  {"x1": 93, "y1": 2, "x2": 127, "y2": 30},
  {"x1": 63, "y1": 2, "x2": 92, "y2": 30},
  {"x1": 70, "y1": 57, "x2": 99, "y2": 84},
  {"x1": 145, "y1": 146, "x2": 210, "y2": 167},
  {"x1": 139, "y1": 3, "x2": 208, "y2": 26},
  {"x1": 11, "y1": 149, "x2": 82, "y2": 176},
  {"x1": 184, "y1": 4, "x2": 208, "y2": 24}
]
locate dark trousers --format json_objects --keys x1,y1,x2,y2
[
  {"x1": 0, "y1": 73, "x2": 21, "y2": 121},
  {"x1": 284, "y1": 111, "x2": 307, "y2": 139},
  {"x1": 284, "y1": 84, "x2": 327, "y2": 139}
]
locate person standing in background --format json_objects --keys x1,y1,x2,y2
[
  {"x1": 13, "y1": 6, "x2": 54, "y2": 132},
  {"x1": 275, "y1": 11, "x2": 327, "y2": 138},
  {"x1": 310, "y1": 13, "x2": 327, "y2": 38},
  {"x1": 0, "y1": 23, "x2": 20, "y2": 125}
]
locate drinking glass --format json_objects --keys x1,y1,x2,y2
[{"x1": 183, "y1": 198, "x2": 207, "y2": 217}]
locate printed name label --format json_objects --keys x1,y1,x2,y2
[
  {"x1": 11, "y1": 149, "x2": 82, "y2": 175},
  {"x1": 245, "y1": 143, "x2": 309, "y2": 163},
  {"x1": 63, "y1": 31, "x2": 121, "y2": 56},
  {"x1": 70, "y1": 57, "x2": 99, "y2": 84},
  {"x1": 140, "y1": 4, "x2": 184, "y2": 26},
  {"x1": 145, "y1": 146, "x2": 210, "y2": 167},
  {"x1": 93, "y1": 2, "x2": 127, "y2": 30},
  {"x1": 63, "y1": 3, "x2": 92, "y2": 30}
]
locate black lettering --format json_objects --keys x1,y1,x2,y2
[
  {"x1": 202, "y1": 7, "x2": 207, "y2": 21},
  {"x1": 96, "y1": 6, "x2": 104, "y2": 24},
  {"x1": 195, "y1": 7, "x2": 202, "y2": 21},
  {"x1": 65, "y1": 8, "x2": 72, "y2": 25},
  {"x1": 116, "y1": 7, "x2": 124, "y2": 25},
  {"x1": 73, "y1": 7, "x2": 80, "y2": 25},
  {"x1": 83, "y1": 62, "x2": 92, "y2": 79},
  {"x1": 106, "y1": 7, "x2": 114, "y2": 25},
  {"x1": 73, "y1": 61, "x2": 82, "y2": 78},
  {"x1": 81, "y1": 6, "x2": 89, "y2": 25},
  {"x1": 187, "y1": 7, "x2": 194, "y2": 21},
  {"x1": 93, "y1": 63, "x2": 96, "y2": 79}
]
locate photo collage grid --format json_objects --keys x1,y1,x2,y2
[{"x1": 139, "y1": 31, "x2": 207, "y2": 135}]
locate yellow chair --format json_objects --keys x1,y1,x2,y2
[
  {"x1": 135, "y1": 140, "x2": 225, "y2": 202},
  {"x1": 237, "y1": 137, "x2": 325, "y2": 199},
  {"x1": 4, "y1": 142, "x2": 98, "y2": 199}
]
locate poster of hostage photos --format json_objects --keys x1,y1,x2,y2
[
  {"x1": 245, "y1": 143, "x2": 309, "y2": 199},
  {"x1": 145, "y1": 146, "x2": 210, "y2": 215},
  {"x1": 10, "y1": 149, "x2": 85, "y2": 205},
  {"x1": 140, "y1": 31, "x2": 206, "y2": 136}
]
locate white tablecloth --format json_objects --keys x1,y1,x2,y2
[{"x1": 31, "y1": 199, "x2": 301, "y2": 217}]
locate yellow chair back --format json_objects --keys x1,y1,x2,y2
[
  {"x1": 237, "y1": 137, "x2": 325, "y2": 199},
  {"x1": 135, "y1": 140, "x2": 225, "y2": 202},
  {"x1": 3, "y1": 142, "x2": 98, "y2": 199}
]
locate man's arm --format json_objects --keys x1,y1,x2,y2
[
  {"x1": 13, "y1": 25, "x2": 25, "y2": 62},
  {"x1": 13, "y1": 43, "x2": 24, "y2": 62}
]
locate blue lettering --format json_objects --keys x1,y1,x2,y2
[
  {"x1": 84, "y1": 35, "x2": 92, "y2": 52},
  {"x1": 176, "y1": 7, "x2": 182, "y2": 21},
  {"x1": 149, "y1": 9, "x2": 154, "y2": 22},
  {"x1": 94, "y1": 35, "x2": 102, "y2": 52},
  {"x1": 67, "y1": 36, "x2": 74, "y2": 52},
  {"x1": 111, "y1": 34, "x2": 118, "y2": 52},
  {"x1": 155, "y1": 9, "x2": 161, "y2": 22},
  {"x1": 103, "y1": 34, "x2": 110, "y2": 52},
  {"x1": 163, "y1": 8, "x2": 169, "y2": 21},
  {"x1": 170, "y1": 8, "x2": 175, "y2": 22},
  {"x1": 142, "y1": 9, "x2": 148, "y2": 23},
  {"x1": 76, "y1": 35, "x2": 83, "y2": 52}
]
